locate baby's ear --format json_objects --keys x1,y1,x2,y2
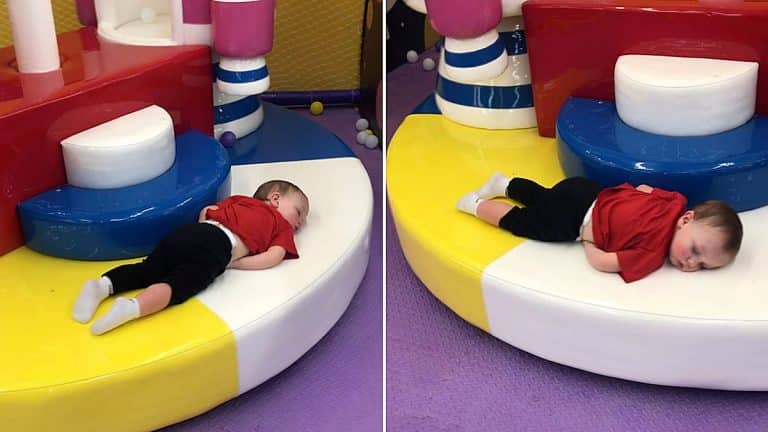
[{"x1": 267, "y1": 191, "x2": 281, "y2": 207}]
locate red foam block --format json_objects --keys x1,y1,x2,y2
[
  {"x1": 0, "y1": 27, "x2": 213, "y2": 256},
  {"x1": 522, "y1": 0, "x2": 768, "y2": 137}
]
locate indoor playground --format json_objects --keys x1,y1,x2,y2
[
  {"x1": 387, "y1": 0, "x2": 768, "y2": 429},
  {"x1": 0, "y1": 1, "x2": 381, "y2": 431}
]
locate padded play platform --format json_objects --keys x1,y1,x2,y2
[
  {"x1": 0, "y1": 104, "x2": 372, "y2": 431},
  {"x1": 557, "y1": 98, "x2": 768, "y2": 212},
  {"x1": 387, "y1": 111, "x2": 768, "y2": 390}
]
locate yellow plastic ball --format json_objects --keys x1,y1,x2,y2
[
  {"x1": 310, "y1": 101, "x2": 324, "y2": 115},
  {"x1": 365, "y1": 129, "x2": 373, "y2": 135}
]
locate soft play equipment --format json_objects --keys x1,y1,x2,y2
[
  {"x1": 1, "y1": 3, "x2": 373, "y2": 431},
  {"x1": 388, "y1": 0, "x2": 768, "y2": 390},
  {"x1": 402, "y1": 0, "x2": 536, "y2": 129}
]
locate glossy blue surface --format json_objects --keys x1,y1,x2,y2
[
  {"x1": 444, "y1": 36, "x2": 505, "y2": 68},
  {"x1": 227, "y1": 102, "x2": 354, "y2": 165},
  {"x1": 436, "y1": 75, "x2": 533, "y2": 109},
  {"x1": 411, "y1": 94, "x2": 440, "y2": 115},
  {"x1": 557, "y1": 98, "x2": 768, "y2": 211},
  {"x1": 18, "y1": 131, "x2": 231, "y2": 260},
  {"x1": 214, "y1": 95, "x2": 261, "y2": 124}
]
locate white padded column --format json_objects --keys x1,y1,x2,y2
[
  {"x1": 61, "y1": 105, "x2": 175, "y2": 189},
  {"x1": 615, "y1": 55, "x2": 758, "y2": 136}
]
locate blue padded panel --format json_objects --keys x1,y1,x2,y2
[
  {"x1": 412, "y1": 94, "x2": 440, "y2": 115},
  {"x1": 18, "y1": 131, "x2": 231, "y2": 260},
  {"x1": 557, "y1": 98, "x2": 768, "y2": 211},
  {"x1": 227, "y1": 102, "x2": 354, "y2": 165}
]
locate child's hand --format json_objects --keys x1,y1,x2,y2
[
  {"x1": 227, "y1": 246, "x2": 286, "y2": 270},
  {"x1": 635, "y1": 184, "x2": 653, "y2": 193},
  {"x1": 198, "y1": 205, "x2": 219, "y2": 222}
]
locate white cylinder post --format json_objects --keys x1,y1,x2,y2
[{"x1": 7, "y1": 0, "x2": 61, "y2": 73}]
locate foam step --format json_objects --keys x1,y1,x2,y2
[
  {"x1": 557, "y1": 97, "x2": 768, "y2": 212},
  {"x1": 18, "y1": 131, "x2": 231, "y2": 260},
  {"x1": 61, "y1": 105, "x2": 176, "y2": 189},
  {"x1": 615, "y1": 55, "x2": 758, "y2": 136}
]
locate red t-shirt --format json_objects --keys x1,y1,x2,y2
[
  {"x1": 205, "y1": 195, "x2": 298, "y2": 259},
  {"x1": 591, "y1": 183, "x2": 686, "y2": 283}
]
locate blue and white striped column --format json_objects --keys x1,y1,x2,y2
[{"x1": 435, "y1": 16, "x2": 537, "y2": 130}]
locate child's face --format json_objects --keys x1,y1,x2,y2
[
  {"x1": 668, "y1": 211, "x2": 732, "y2": 272},
  {"x1": 274, "y1": 191, "x2": 309, "y2": 231}
]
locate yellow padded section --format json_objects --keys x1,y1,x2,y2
[
  {"x1": 387, "y1": 114, "x2": 562, "y2": 331},
  {"x1": 1, "y1": 0, "x2": 364, "y2": 91},
  {"x1": 0, "y1": 247, "x2": 238, "y2": 432}
]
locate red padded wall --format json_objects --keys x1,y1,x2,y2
[
  {"x1": 522, "y1": 0, "x2": 768, "y2": 137},
  {"x1": 0, "y1": 27, "x2": 213, "y2": 256}
]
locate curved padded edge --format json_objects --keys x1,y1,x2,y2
[
  {"x1": 389, "y1": 113, "x2": 768, "y2": 390},
  {"x1": 18, "y1": 131, "x2": 231, "y2": 260},
  {"x1": 614, "y1": 55, "x2": 758, "y2": 136},
  {"x1": 198, "y1": 158, "x2": 372, "y2": 393},
  {"x1": 61, "y1": 105, "x2": 176, "y2": 189},
  {"x1": 557, "y1": 98, "x2": 768, "y2": 211},
  {"x1": 227, "y1": 103, "x2": 354, "y2": 165}
]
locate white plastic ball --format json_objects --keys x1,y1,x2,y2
[
  {"x1": 356, "y1": 131, "x2": 369, "y2": 145},
  {"x1": 422, "y1": 58, "x2": 436, "y2": 71},
  {"x1": 140, "y1": 7, "x2": 157, "y2": 24},
  {"x1": 406, "y1": 50, "x2": 419, "y2": 63},
  {"x1": 355, "y1": 118, "x2": 370, "y2": 131},
  {"x1": 364, "y1": 134, "x2": 379, "y2": 149}
]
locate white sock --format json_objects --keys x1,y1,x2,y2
[
  {"x1": 72, "y1": 276, "x2": 113, "y2": 323},
  {"x1": 90, "y1": 297, "x2": 141, "y2": 335},
  {"x1": 457, "y1": 191, "x2": 484, "y2": 216},
  {"x1": 477, "y1": 172, "x2": 511, "y2": 199}
]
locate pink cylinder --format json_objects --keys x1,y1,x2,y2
[
  {"x1": 183, "y1": 0, "x2": 211, "y2": 24},
  {"x1": 212, "y1": 0, "x2": 275, "y2": 57},
  {"x1": 425, "y1": 0, "x2": 501, "y2": 38},
  {"x1": 75, "y1": 0, "x2": 97, "y2": 26}
]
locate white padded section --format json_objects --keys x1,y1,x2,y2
[
  {"x1": 217, "y1": 56, "x2": 270, "y2": 96},
  {"x1": 61, "y1": 105, "x2": 175, "y2": 189},
  {"x1": 483, "y1": 205, "x2": 768, "y2": 390},
  {"x1": 402, "y1": 0, "x2": 426, "y2": 14},
  {"x1": 197, "y1": 158, "x2": 372, "y2": 394},
  {"x1": 615, "y1": 55, "x2": 758, "y2": 136},
  {"x1": 501, "y1": 0, "x2": 525, "y2": 16}
]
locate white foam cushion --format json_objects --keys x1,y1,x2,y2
[
  {"x1": 615, "y1": 55, "x2": 758, "y2": 136},
  {"x1": 61, "y1": 105, "x2": 175, "y2": 189}
]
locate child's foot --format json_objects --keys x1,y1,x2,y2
[
  {"x1": 90, "y1": 297, "x2": 140, "y2": 335},
  {"x1": 457, "y1": 191, "x2": 484, "y2": 216},
  {"x1": 477, "y1": 172, "x2": 511, "y2": 199},
  {"x1": 72, "y1": 277, "x2": 112, "y2": 323}
]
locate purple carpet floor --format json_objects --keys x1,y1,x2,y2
[
  {"x1": 161, "y1": 107, "x2": 382, "y2": 432},
  {"x1": 386, "y1": 49, "x2": 768, "y2": 431}
]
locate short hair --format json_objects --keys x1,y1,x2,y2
[
  {"x1": 253, "y1": 180, "x2": 307, "y2": 201},
  {"x1": 692, "y1": 200, "x2": 742, "y2": 255}
]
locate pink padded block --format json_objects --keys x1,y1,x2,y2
[
  {"x1": 212, "y1": 0, "x2": 274, "y2": 57},
  {"x1": 425, "y1": 0, "x2": 502, "y2": 38},
  {"x1": 0, "y1": 27, "x2": 213, "y2": 256},
  {"x1": 522, "y1": 0, "x2": 768, "y2": 137}
]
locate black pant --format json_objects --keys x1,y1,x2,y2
[
  {"x1": 498, "y1": 177, "x2": 602, "y2": 242},
  {"x1": 104, "y1": 223, "x2": 233, "y2": 306}
]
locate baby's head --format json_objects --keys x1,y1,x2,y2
[
  {"x1": 253, "y1": 180, "x2": 309, "y2": 231},
  {"x1": 668, "y1": 200, "x2": 742, "y2": 272}
]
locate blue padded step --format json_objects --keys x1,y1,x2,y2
[
  {"x1": 18, "y1": 130, "x2": 231, "y2": 260},
  {"x1": 557, "y1": 98, "x2": 768, "y2": 211},
  {"x1": 227, "y1": 102, "x2": 354, "y2": 165}
]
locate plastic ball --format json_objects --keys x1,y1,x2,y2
[
  {"x1": 364, "y1": 134, "x2": 379, "y2": 149},
  {"x1": 422, "y1": 58, "x2": 436, "y2": 71},
  {"x1": 356, "y1": 131, "x2": 369, "y2": 145},
  {"x1": 355, "y1": 118, "x2": 369, "y2": 131},
  {"x1": 310, "y1": 101, "x2": 324, "y2": 115},
  {"x1": 140, "y1": 7, "x2": 156, "y2": 24},
  {"x1": 406, "y1": 50, "x2": 419, "y2": 63},
  {"x1": 219, "y1": 131, "x2": 237, "y2": 148}
]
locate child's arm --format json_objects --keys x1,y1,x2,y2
[
  {"x1": 198, "y1": 205, "x2": 219, "y2": 222},
  {"x1": 228, "y1": 246, "x2": 287, "y2": 270},
  {"x1": 582, "y1": 241, "x2": 620, "y2": 273},
  {"x1": 635, "y1": 184, "x2": 653, "y2": 193}
]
